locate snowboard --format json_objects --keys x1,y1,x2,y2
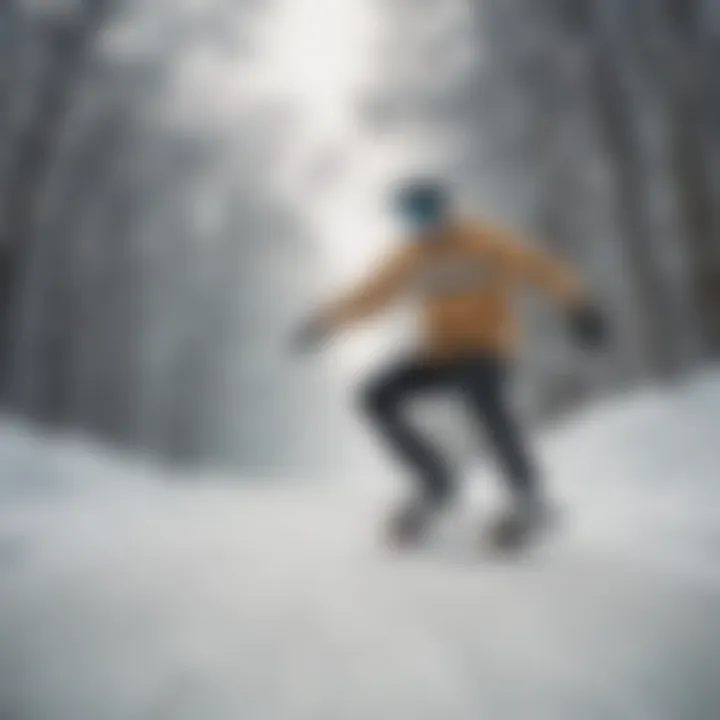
[{"x1": 381, "y1": 502, "x2": 561, "y2": 559}]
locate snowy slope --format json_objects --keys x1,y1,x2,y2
[{"x1": 0, "y1": 372, "x2": 720, "y2": 720}]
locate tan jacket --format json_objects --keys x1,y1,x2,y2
[{"x1": 320, "y1": 218, "x2": 586, "y2": 361}]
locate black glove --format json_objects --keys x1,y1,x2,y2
[
  {"x1": 290, "y1": 316, "x2": 332, "y2": 354},
  {"x1": 568, "y1": 303, "x2": 608, "y2": 350}
]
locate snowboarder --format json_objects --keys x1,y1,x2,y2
[{"x1": 293, "y1": 180, "x2": 607, "y2": 551}]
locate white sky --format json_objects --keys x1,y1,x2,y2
[{"x1": 248, "y1": 0, "x2": 423, "y2": 372}]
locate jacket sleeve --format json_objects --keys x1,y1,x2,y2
[
  {"x1": 319, "y1": 245, "x2": 418, "y2": 330},
  {"x1": 476, "y1": 223, "x2": 587, "y2": 308}
]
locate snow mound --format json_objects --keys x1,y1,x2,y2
[{"x1": 0, "y1": 371, "x2": 719, "y2": 720}]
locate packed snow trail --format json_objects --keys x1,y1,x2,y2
[{"x1": 1, "y1": 372, "x2": 720, "y2": 720}]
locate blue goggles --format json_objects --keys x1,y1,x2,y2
[{"x1": 397, "y1": 198, "x2": 445, "y2": 233}]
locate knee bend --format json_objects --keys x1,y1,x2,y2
[{"x1": 358, "y1": 380, "x2": 397, "y2": 420}]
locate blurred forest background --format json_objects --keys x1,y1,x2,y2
[{"x1": 1, "y1": 0, "x2": 719, "y2": 475}]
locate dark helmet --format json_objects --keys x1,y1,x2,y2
[{"x1": 394, "y1": 179, "x2": 449, "y2": 231}]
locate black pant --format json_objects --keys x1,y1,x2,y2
[{"x1": 360, "y1": 355, "x2": 536, "y2": 506}]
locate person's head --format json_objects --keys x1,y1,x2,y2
[{"x1": 394, "y1": 179, "x2": 450, "y2": 237}]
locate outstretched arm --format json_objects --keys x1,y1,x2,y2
[
  {"x1": 319, "y1": 245, "x2": 418, "y2": 330},
  {"x1": 481, "y1": 223, "x2": 587, "y2": 308},
  {"x1": 468, "y1": 221, "x2": 607, "y2": 348},
  {"x1": 293, "y1": 245, "x2": 418, "y2": 351}
]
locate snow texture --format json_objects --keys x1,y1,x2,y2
[{"x1": 1, "y1": 371, "x2": 720, "y2": 719}]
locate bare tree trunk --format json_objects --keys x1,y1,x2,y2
[
  {"x1": 667, "y1": 80, "x2": 720, "y2": 356},
  {"x1": 586, "y1": 3, "x2": 679, "y2": 378},
  {"x1": 0, "y1": 0, "x2": 113, "y2": 401},
  {"x1": 662, "y1": 2, "x2": 720, "y2": 356},
  {"x1": 37, "y1": 107, "x2": 127, "y2": 427}
]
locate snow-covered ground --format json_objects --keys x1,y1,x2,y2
[{"x1": 1, "y1": 372, "x2": 720, "y2": 720}]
